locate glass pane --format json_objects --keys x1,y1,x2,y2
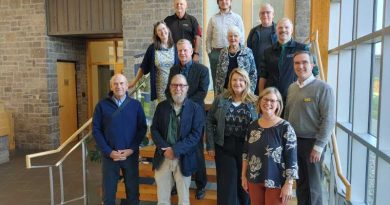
[
  {"x1": 117, "y1": 41, "x2": 123, "y2": 63},
  {"x1": 375, "y1": 0, "x2": 384, "y2": 31},
  {"x1": 90, "y1": 41, "x2": 115, "y2": 63},
  {"x1": 369, "y1": 42, "x2": 381, "y2": 136}
]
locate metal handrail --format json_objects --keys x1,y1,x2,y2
[
  {"x1": 307, "y1": 30, "x2": 351, "y2": 201},
  {"x1": 25, "y1": 72, "x2": 150, "y2": 205},
  {"x1": 26, "y1": 118, "x2": 92, "y2": 169}
]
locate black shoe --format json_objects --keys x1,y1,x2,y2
[
  {"x1": 195, "y1": 188, "x2": 206, "y2": 200},
  {"x1": 171, "y1": 186, "x2": 177, "y2": 195}
]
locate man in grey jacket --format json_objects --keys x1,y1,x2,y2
[{"x1": 285, "y1": 51, "x2": 335, "y2": 205}]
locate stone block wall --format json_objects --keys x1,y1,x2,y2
[
  {"x1": 0, "y1": 0, "x2": 87, "y2": 150},
  {"x1": 122, "y1": 0, "x2": 203, "y2": 78},
  {"x1": 295, "y1": 0, "x2": 311, "y2": 43}
]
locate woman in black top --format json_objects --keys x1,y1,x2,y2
[{"x1": 207, "y1": 68, "x2": 257, "y2": 205}]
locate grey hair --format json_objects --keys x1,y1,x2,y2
[
  {"x1": 176, "y1": 39, "x2": 193, "y2": 49},
  {"x1": 227, "y1": 25, "x2": 242, "y2": 40}
]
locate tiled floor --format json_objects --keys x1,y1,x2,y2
[
  {"x1": 0, "y1": 148, "x2": 297, "y2": 205},
  {"x1": 0, "y1": 147, "x2": 158, "y2": 205}
]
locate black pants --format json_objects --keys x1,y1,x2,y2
[
  {"x1": 296, "y1": 138, "x2": 325, "y2": 205},
  {"x1": 215, "y1": 137, "x2": 249, "y2": 205},
  {"x1": 194, "y1": 136, "x2": 207, "y2": 189}
]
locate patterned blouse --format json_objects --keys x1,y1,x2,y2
[
  {"x1": 242, "y1": 119, "x2": 298, "y2": 188},
  {"x1": 155, "y1": 47, "x2": 175, "y2": 102},
  {"x1": 224, "y1": 102, "x2": 252, "y2": 138}
]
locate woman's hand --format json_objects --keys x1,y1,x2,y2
[
  {"x1": 128, "y1": 80, "x2": 137, "y2": 89},
  {"x1": 241, "y1": 175, "x2": 249, "y2": 193},
  {"x1": 280, "y1": 181, "x2": 293, "y2": 203}
]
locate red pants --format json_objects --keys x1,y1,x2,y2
[{"x1": 248, "y1": 182, "x2": 287, "y2": 205}]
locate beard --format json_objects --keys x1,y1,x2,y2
[{"x1": 172, "y1": 93, "x2": 186, "y2": 104}]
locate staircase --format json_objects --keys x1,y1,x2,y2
[{"x1": 115, "y1": 145, "x2": 218, "y2": 204}]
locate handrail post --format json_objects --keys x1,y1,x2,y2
[
  {"x1": 82, "y1": 140, "x2": 88, "y2": 205},
  {"x1": 49, "y1": 167, "x2": 55, "y2": 205},
  {"x1": 59, "y1": 164, "x2": 64, "y2": 204}
]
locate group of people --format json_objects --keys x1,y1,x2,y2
[{"x1": 92, "y1": 1, "x2": 335, "y2": 205}]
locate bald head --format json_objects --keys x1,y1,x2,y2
[
  {"x1": 110, "y1": 74, "x2": 128, "y2": 99},
  {"x1": 174, "y1": 0, "x2": 187, "y2": 18}
]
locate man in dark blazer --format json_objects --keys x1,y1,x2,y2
[
  {"x1": 152, "y1": 74, "x2": 204, "y2": 204},
  {"x1": 166, "y1": 39, "x2": 210, "y2": 199}
]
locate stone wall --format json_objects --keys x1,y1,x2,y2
[
  {"x1": 294, "y1": 0, "x2": 311, "y2": 43},
  {"x1": 0, "y1": 0, "x2": 87, "y2": 149},
  {"x1": 122, "y1": 0, "x2": 203, "y2": 77}
]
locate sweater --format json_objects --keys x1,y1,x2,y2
[
  {"x1": 285, "y1": 79, "x2": 335, "y2": 149},
  {"x1": 92, "y1": 93, "x2": 147, "y2": 157}
]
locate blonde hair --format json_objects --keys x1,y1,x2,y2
[
  {"x1": 257, "y1": 87, "x2": 283, "y2": 116},
  {"x1": 224, "y1": 68, "x2": 257, "y2": 103}
]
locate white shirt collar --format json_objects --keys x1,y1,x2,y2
[{"x1": 296, "y1": 75, "x2": 315, "y2": 88}]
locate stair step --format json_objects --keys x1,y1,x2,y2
[
  {"x1": 140, "y1": 145, "x2": 215, "y2": 161},
  {"x1": 139, "y1": 163, "x2": 217, "y2": 183},
  {"x1": 116, "y1": 184, "x2": 217, "y2": 205}
]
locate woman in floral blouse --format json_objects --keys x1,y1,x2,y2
[
  {"x1": 214, "y1": 25, "x2": 257, "y2": 97},
  {"x1": 241, "y1": 87, "x2": 298, "y2": 205},
  {"x1": 207, "y1": 68, "x2": 258, "y2": 205}
]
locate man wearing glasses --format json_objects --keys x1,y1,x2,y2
[
  {"x1": 246, "y1": 3, "x2": 277, "y2": 95},
  {"x1": 152, "y1": 74, "x2": 204, "y2": 205},
  {"x1": 166, "y1": 39, "x2": 210, "y2": 199}
]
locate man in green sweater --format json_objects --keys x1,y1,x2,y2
[{"x1": 285, "y1": 51, "x2": 335, "y2": 205}]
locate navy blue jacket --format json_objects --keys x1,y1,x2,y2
[
  {"x1": 247, "y1": 22, "x2": 278, "y2": 75},
  {"x1": 141, "y1": 44, "x2": 180, "y2": 101},
  {"x1": 259, "y1": 39, "x2": 319, "y2": 101},
  {"x1": 92, "y1": 92, "x2": 147, "y2": 157},
  {"x1": 151, "y1": 98, "x2": 204, "y2": 176}
]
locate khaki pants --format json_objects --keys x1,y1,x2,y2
[{"x1": 154, "y1": 158, "x2": 192, "y2": 205}]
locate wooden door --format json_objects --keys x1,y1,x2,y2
[{"x1": 57, "y1": 62, "x2": 78, "y2": 144}]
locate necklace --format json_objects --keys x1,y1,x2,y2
[
  {"x1": 228, "y1": 50, "x2": 240, "y2": 58},
  {"x1": 228, "y1": 46, "x2": 240, "y2": 58}
]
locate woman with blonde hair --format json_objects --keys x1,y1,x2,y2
[
  {"x1": 207, "y1": 68, "x2": 257, "y2": 205},
  {"x1": 241, "y1": 87, "x2": 298, "y2": 205}
]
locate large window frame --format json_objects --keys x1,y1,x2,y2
[{"x1": 328, "y1": 0, "x2": 390, "y2": 204}]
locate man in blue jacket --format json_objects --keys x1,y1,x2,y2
[
  {"x1": 166, "y1": 39, "x2": 210, "y2": 199},
  {"x1": 258, "y1": 17, "x2": 319, "y2": 103},
  {"x1": 92, "y1": 74, "x2": 147, "y2": 205},
  {"x1": 152, "y1": 74, "x2": 204, "y2": 205}
]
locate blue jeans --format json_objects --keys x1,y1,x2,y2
[{"x1": 102, "y1": 151, "x2": 140, "y2": 205}]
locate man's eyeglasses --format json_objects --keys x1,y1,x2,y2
[{"x1": 170, "y1": 84, "x2": 188, "y2": 88}]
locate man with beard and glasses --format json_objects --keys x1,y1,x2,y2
[
  {"x1": 166, "y1": 39, "x2": 210, "y2": 199},
  {"x1": 258, "y1": 17, "x2": 318, "y2": 105},
  {"x1": 152, "y1": 74, "x2": 204, "y2": 205}
]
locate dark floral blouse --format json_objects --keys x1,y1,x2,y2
[{"x1": 242, "y1": 119, "x2": 298, "y2": 188}]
